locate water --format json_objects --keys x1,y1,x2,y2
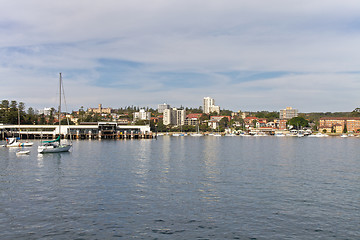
[{"x1": 1, "y1": 136, "x2": 359, "y2": 239}]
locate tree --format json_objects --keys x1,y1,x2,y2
[
  {"x1": 0, "y1": 100, "x2": 10, "y2": 123},
  {"x1": 156, "y1": 120, "x2": 166, "y2": 132},
  {"x1": 219, "y1": 117, "x2": 229, "y2": 130},
  {"x1": 287, "y1": 117, "x2": 309, "y2": 130},
  {"x1": 49, "y1": 108, "x2": 55, "y2": 124},
  {"x1": 343, "y1": 124, "x2": 347, "y2": 133},
  {"x1": 220, "y1": 109, "x2": 232, "y2": 116},
  {"x1": 60, "y1": 119, "x2": 75, "y2": 125},
  {"x1": 331, "y1": 125, "x2": 335, "y2": 133},
  {"x1": 25, "y1": 107, "x2": 37, "y2": 124},
  {"x1": 200, "y1": 113, "x2": 209, "y2": 122}
]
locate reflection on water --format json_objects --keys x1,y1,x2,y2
[{"x1": 0, "y1": 137, "x2": 359, "y2": 239}]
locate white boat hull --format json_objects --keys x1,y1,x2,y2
[
  {"x1": 7, "y1": 142, "x2": 34, "y2": 147},
  {"x1": 190, "y1": 133, "x2": 203, "y2": 137},
  {"x1": 38, "y1": 144, "x2": 72, "y2": 153}
]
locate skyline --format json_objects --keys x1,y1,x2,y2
[{"x1": 1, "y1": 1, "x2": 360, "y2": 112}]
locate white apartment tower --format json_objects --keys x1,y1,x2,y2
[
  {"x1": 163, "y1": 108, "x2": 186, "y2": 126},
  {"x1": 203, "y1": 97, "x2": 220, "y2": 114}
]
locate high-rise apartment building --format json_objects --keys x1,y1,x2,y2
[
  {"x1": 203, "y1": 97, "x2": 220, "y2": 114},
  {"x1": 279, "y1": 107, "x2": 298, "y2": 120},
  {"x1": 157, "y1": 103, "x2": 170, "y2": 113},
  {"x1": 163, "y1": 108, "x2": 186, "y2": 126}
]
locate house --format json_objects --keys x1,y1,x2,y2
[{"x1": 244, "y1": 117, "x2": 258, "y2": 126}]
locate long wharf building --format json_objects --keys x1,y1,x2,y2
[{"x1": 0, "y1": 122, "x2": 152, "y2": 140}]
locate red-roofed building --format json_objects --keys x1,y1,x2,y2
[
  {"x1": 244, "y1": 117, "x2": 258, "y2": 126},
  {"x1": 186, "y1": 113, "x2": 202, "y2": 119}
]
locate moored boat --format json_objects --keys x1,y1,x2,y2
[
  {"x1": 4, "y1": 137, "x2": 33, "y2": 147},
  {"x1": 38, "y1": 73, "x2": 72, "y2": 154}
]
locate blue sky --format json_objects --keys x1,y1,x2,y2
[{"x1": 1, "y1": 0, "x2": 360, "y2": 112}]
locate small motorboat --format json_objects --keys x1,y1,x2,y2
[{"x1": 16, "y1": 150, "x2": 31, "y2": 155}]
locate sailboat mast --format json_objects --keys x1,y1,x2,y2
[
  {"x1": 59, "y1": 73, "x2": 62, "y2": 140},
  {"x1": 18, "y1": 108, "x2": 20, "y2": 138}
]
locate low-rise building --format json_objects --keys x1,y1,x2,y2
[
  {"x1": 278, "y1": 120, "x2": 287, "y2": 130},
  {"x1": 184, "y1": 113, "x2": 202, "y2": 126}
]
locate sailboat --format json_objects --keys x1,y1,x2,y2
[
  {"x1": 190, "y1": 123, "x2": 203, "y2": 136},
  {"x1": 38, "y1": 73, "x2": 72, "y2": 153},
  {"x1": 5, "y1": 108, "x2": 34, "y2": 147}
]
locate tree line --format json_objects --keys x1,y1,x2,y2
[{"x1": 0, "y1": 100, "x2": 38, "y2": 125}]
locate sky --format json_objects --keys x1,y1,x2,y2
[{"x1": 1, "y1": 0, "x2": 360, "y2": 113}]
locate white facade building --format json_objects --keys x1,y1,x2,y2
[
  {"x1": 38, "y1": 107, "x2": 52, "y2": 116},
  {"x1": 133, "y1": 109, "x2": 151, "y2": 121},
  {"x1": 203, "y1": 97, "x2": 220, "y2": 114}
]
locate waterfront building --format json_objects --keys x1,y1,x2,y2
[
  {"x1": 319, "y1": 117, "x2": 360, "y2": 133},
  {"x1": 88, "y1": 104, "x2": 112, "y2": 114},
  {"x1": 244, "y1": 117, "x2": 258, "y2": 127},
  {"x1": 185, "y1": 113, "x2": 202, "y2": 126},
  {"x1": 133, "y1": 109, "x2": 151, "y2": 121},
  {"x1": 157, "y1": 103, "x2": 170, "y2": 113},
  {"x1": 208, "y1": 116, "x2": 231, "y2": 130},
  {"x1": 0, "y1": 122, "x2": 151, "y2": 140},
  {"x1": 203, "y1": 97, "x2": 220, "y2": 114},
  {"x1": 256, "y1": 119, "x2": 267, "y2": 128},
  {"x1": 163, "y1": 108, "x2": 186, "y2": 126},
  {"x1": 279, "y1": 107, "x2": 298, "y2": 120},
  {"x1": 278, "y1": 119, "x2": 288, "y2": 130},
  {"x1": 184, "y1": 118, "x2": 198, "y2": 126},
  {"x1": 208, "y1": 119, "x2": 220, "y2": 130}
]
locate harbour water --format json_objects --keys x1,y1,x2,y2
[{"x1": 1, "y1": 136, "x2": 359, "y2": 239}]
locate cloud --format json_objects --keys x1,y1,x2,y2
[{"x1": 1, "y1": 0, "x2": 360, "y2": 112}]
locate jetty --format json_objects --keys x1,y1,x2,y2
[{"x1": 0, "y1": 122, "x2": 154, "y2": 140}]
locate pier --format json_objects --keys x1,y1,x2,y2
[{"x1": 0, "y1": 122, "x2": 154, "y2": 140}]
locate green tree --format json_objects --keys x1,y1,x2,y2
[
  {"x1": 0, "y1": 100, "x2": 10, "y2": 123},
  {"x1": 220, "y1": 109, "x2": 232, "y2": 116},
  {"x1": 343, "y1": 124, "x2": 347, "y2": 133},
  {"x1": 287, "y1": 117, "x2": 309, "y2": 130},
  {"x1": 49, "y1": 108, "x2": 55, "y2": 124},
  {"x1": 155, "y1": 120, "x2": 166, "y2": 132},
  {"x1": 25, "y1": 107, "x2": 37, "y2": 124},
  {"x1": 39, "y1": 114, "x2": 46, "y2": 125},
  {"x1": 60, "y1": 119, "x2": 75, "y2": 125},
  {"x1": 219, "y1": 117, "x2": 229, "y2": 130},
  {"x1": 7, "y1": 100, "x2": 18, "y2": 124}
]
